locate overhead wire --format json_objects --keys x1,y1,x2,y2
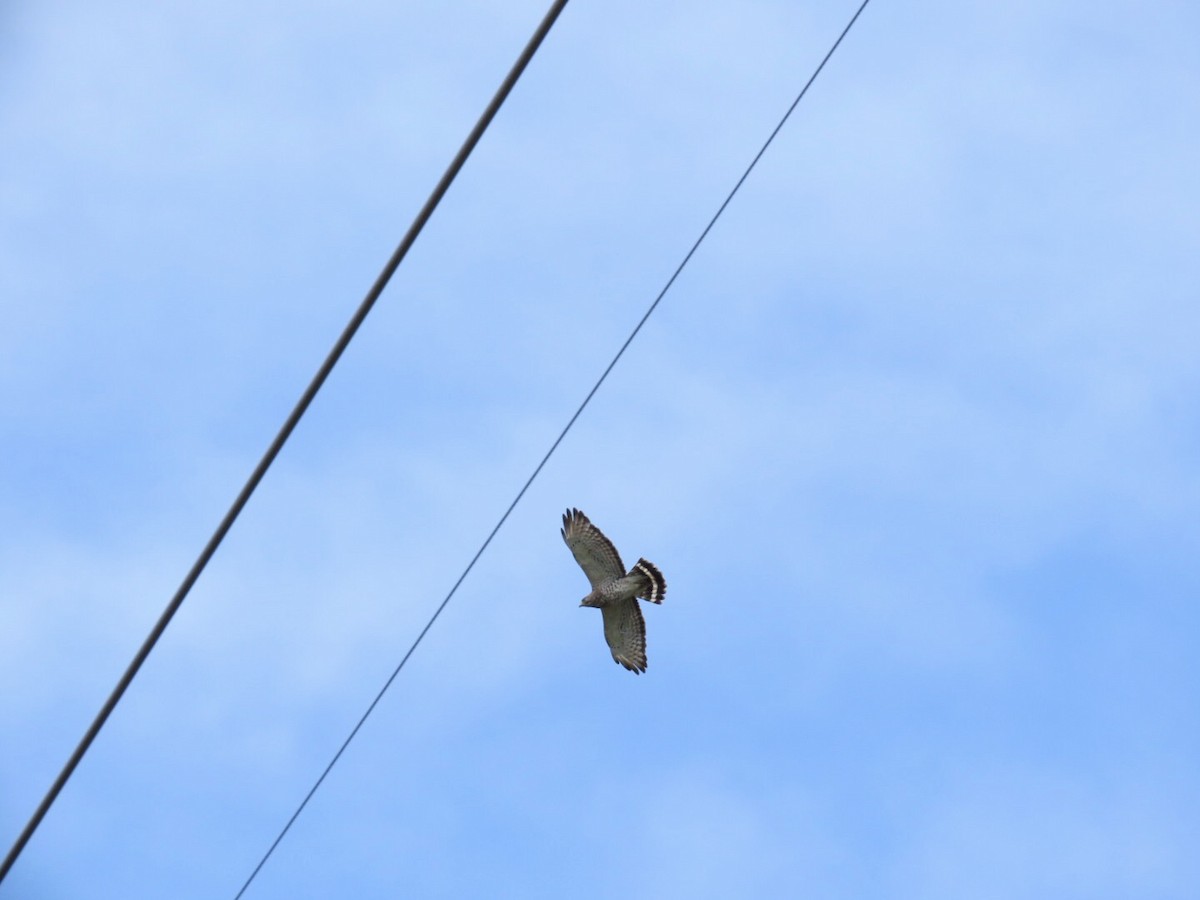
[
  {"x1": 233, "y1": 0, "x2": 873, "y2": 894},
  {"x1": 0, "y1": 0, "x2": 572, "y2": 886}
]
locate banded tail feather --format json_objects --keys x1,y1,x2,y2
[{"x1": 631, "y1": 558, "x2": 666, "y2": 604}]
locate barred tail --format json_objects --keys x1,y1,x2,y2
[{"x1": 631, "y1": 558, "x2": 666, "y2": 604}]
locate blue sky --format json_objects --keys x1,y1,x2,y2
[{"x1": 2, "y1": 0, "x2": 1198, "y2": 896}]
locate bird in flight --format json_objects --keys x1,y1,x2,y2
[{"x1": 561, "y1": 508, "x2": 666, "y2": 673}]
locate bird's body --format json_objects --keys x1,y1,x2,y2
[{"x1": 561, "y1": 508, "x2": 666, "y2": 673}]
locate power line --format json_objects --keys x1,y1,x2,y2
[
  {"x1": 233, "y1": 0, "x2": 872, "y2": 894},
  {"x1": 0, "y1": 0, "x2": 572, "y2": 887}
]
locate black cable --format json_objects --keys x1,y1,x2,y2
[
  {"x1": 233, "y1": 0, "x2": 872, "y2": 894},
  {"x1": 0, "y1": 0, "x2": 571, "y2": 887}
]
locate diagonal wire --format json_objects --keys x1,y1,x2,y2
[
  {"x1": 233, "y1": 0, "x2": 872, "y2": 894},
  {"x1": 0, "y1": 0, "x2": 572, "y2": 887}
]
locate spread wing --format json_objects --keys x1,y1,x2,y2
[
  {"x1": 601, "y1": 597, "x2": 647, "y2": 674},
  {"x1": 561, "y1": 507, "x2": 625, "y2": 588}
]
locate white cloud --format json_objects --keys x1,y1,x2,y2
[{"x1": 895, "y1": 763, "x2": 1199, "y2": 898}]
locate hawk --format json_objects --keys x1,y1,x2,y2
[{"x1": 561, "y1": 507, "x2": 666, "y2": 674}]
